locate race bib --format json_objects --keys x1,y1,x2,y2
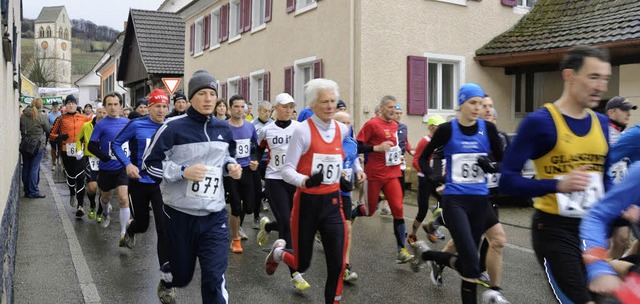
[
  {"x1": 66, "y1": 143, "x2": 77, "y2": 156},
  {"x1": 343, "y1": 168, "x2": 353, "y2": 183},
  {"x1": 486, "y1": 172, "x2": 500, "y2": 188},
  {"x1": 385, "y1": 146, "x2": 402, "y2": 166},
  {"x1": 609, "y1": 159, "x2": 628, "y2": 184},
  {"x1": 311, "y1": 153, "x2": 342, "y2": 184},
  {"x1": 235, "y1": 139, "x2": 250, "y2": 159},
  {"x1": 186, "y1": 166, "x2": 223, "y2": 200},
  {"x1": 88, "y1": 157, "x2": 100, "y2": 171},
  {"x1": 109, "y1": 142, "x2": 130, "y2": 160},
  {"x1": 270, "y1": 148, "x2": 287, "y2": 170},
  {"x1": 555, "y1": 172, "x2": 604, "y2": 218},
  {"x1": 451, "y1": 153, "x2": 486, "y2": 184}
]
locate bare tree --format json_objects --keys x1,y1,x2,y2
[{"x1": 28, "y1": 56, "x2": 55, "y2": 87}]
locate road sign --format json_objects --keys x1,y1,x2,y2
[{"x1": 162, "y1": 78, "x2": 182, "y2": 95}]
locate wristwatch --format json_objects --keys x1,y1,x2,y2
[{"x1": 181, "y1": 165, "x2": 188, "y2": 179}]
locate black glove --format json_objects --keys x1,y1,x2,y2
[
  {"x1": 58, "y1": 134, "x2": 69, "y2": 141},
  {"x1": 305, "y1": 171, "x2": 324, "y2": 188},
  {"x1": 476, "y1": 156, "x2": 498, "y2": 174},
  {"x1": 340, "y1": 176, "x2": 353, "y2": 192}
]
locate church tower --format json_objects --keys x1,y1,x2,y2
[{"x1": 34, "y1": 6, "x2": 72, "y2": 88}]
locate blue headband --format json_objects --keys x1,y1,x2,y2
[{"x1": 458, "y1": 83, "x2": 485, "y2": 106}]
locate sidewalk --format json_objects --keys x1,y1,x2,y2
[{"x1": 14, "y1": 160, "x2": 98, "y2": 304}]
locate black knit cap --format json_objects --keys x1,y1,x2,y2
[{"x1": 188, "y1": 70, "x2": 218, "y2": 100}]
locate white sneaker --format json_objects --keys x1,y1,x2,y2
[
  {"x1": 239, "y1": 227, "x2": 248, "y2": 240},
  {"x1": 482, "y1": 289, "x2": 510, "y2": 304}
]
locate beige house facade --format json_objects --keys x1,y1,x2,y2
[{"x1": 181, "y1": 0, "x2": 532, "y2": 146}]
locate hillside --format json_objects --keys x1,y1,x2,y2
[{"x1": 21, "y1": 18, "x2": 119, "y2": 81}]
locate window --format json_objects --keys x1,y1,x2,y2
[
  {"x1": 292, "y1": 57, "x2": 323, "y2": 108},
  {"x1": 252, "y1": 0, "x2": 266, "y2": 30},
  {"x1": 296, "y1": 0, "x2": 316, "y2": 10},
  {"x1": 46, "y1": 26, "x2": 52, "y2": 38},
  {"x1": 38, "y1": 27, "x2": 44, "y2": 38},
  {"x1": 58, "y1": 27, "x2": 63, "y2": 38},
  {"x1": 435, "y1": 0, "x2": 467, "y2": 6},
  {"x1": 229, "y1": 0, "x2": 242, "y2": 40},
  {"x1": 424, "y1": 53, "x2": 464, "y2": 113},
  {"x1": 513, "y1": 72, "x2": 544, "y2": 117},
  {"x1": 517, "y1": 0, "x2": 537, "y2": 8},
  {"x1": 64, "y1": 29, "x2": 69, "y2": 40},
  {"x1": 250, "y1": 70, "x2": 269, "y2": 103},
  {"x1": 227, "y1": 77, "x2": 240, "y2": 97},
  {"x1": 103, "y1": 74, "x2": 114, "y2": 96},
  {"x1": 210, "y1": 9, "x2": 220, "y2": 49},
  {"x1": 194, "y1": 17, "x2": 204, "y2": 55}
]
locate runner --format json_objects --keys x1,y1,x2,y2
[
  {"x1": 252, "y1": 100, "x2": 274, "y2": 223},
  {"x1": 111, "y1": 89, "x2": 170, "y2": 255},
  {"x1": 75, "y1": 106, "x2": 107, "y2": 220},
  {"x1": 265, "y1": 79, "x2": 349, "y2": 304},
  {"x1": 49, "y1": 95, "x2": 91, "y2": 214},
  {"x1": 88, "y1": 92, "x2": 131, "y2": 246},
  {"x1": 225, "y1": 94, "x2": 259, "y2": 254},
  {"x1": 166, "y1": 91, "x2": 189, "y2": 118},
  {"x1": 500, "y1": 45, "x2": 612, "y2": 304},
  {"x1": 351, "y1": 95, "x2": 414, "y2": 264},
  {"x1": 413, "y1": 83, "x2": 507, "y2": 304},
  {"x1": 256, "y1": 93, "x2": 311, "y2": 291},
  {"x1": 143, "y1": 70, "x2": 242, "y2": 303},
  {"x1": 334, "y1": 111, "x2": 366, "y2": 283},
  {"x1": 47, "y1": 101, "x2": 62, "y2": 170}
]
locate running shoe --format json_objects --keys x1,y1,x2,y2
[
  {"x1": 230, "y1": 238, "x2": 243, "y2": 253},
  {"x1": 343, "y1": 265, "x2": 358, "y2": 282},
  {"x1": 265, "y1": 239, "x2": 286, "y2": 275},
  {"x1": 239, "y1": 227, "x2": 248, "y2": 241},
  {"x1": 157, "y1": 281, "x2": 177, "y2": 304},
  {"x1": 87, "y1": 208, "x2": 96, "y2": 220},
  {"x1": 252, "y1": 218, "x2": 260, "y2": 230},
  {"x1": 380, "y1": 206, "x2": 391, "y2": 215},
  {"x1": 410, "y1": 240, "x2": 430, "y2": 272},
  {"x1": 396, "y1": 248, "x2": 415, "y2": 264},
  {"x1": 482, "y1": 289, "x2": 511, "y2": 304},
  {"x1": 478, "y1": 271, "x2": 491, "y2": 287},
  {"x1": 257, "y1": 217, "x2": 271, "y2": 246},
  {"x1": 75, "y1": 206, "x2": 85, "y2": 218},
  {"x1": 101, "y1": 204, "x2": 112, "y2": 228},
  {"x1": 122, "y1": 220, "x2": 135, "y2": 249},
  {"x1": 422, "y1": 221, "x2": 442, "y2": 243},
  {"x1": 291, "y1": 272, "x2": 311, "y2": 292},
  {"x1": 95, "y1": 214, "x2": 103, "y2": 223},
  {"x1": 69, "y1": 195, "x2": 77, "y2": 208},
  {"x1": 407, "y1": 234, "x2": 418, "y2": 247},
  {"x1": 430, "y1": 261, "x2": 444, "y2": 286}
]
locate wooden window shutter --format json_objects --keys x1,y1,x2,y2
[
  {"x1": 221, "y1": 83, "x2": 227, "y2": 100},
  {"x1": 407, "y1": 56, "x2": 428, "y2": 115},
  {"x1": 286, "y1": 0, "x2": 295, "y2": 13},
  {"x1": 313, "y1": 59, "x2": 323, "y2": 79},
  {"x1": 203, "y1": 15, "x2": 211, "y2": 49},
  {"x1": 243, "y1": 0, "x2": 252, "y2": 33},
  {"x1": 284, "y1": 66, "x2": 294, "y2": 96},
  {"x1": 501, "y1": 0, "x2": 517, "y2": 6},
  {"x1": 221, "y1": 4, "x2": 229, "y2": 42},
  {"x1": 263, "y1": 72, "x2": 271, "y2": 101},
  {"x1": 189, "y1": 23, "x2": 195, "y2": 55},
  {"x1": 241, "y1": 77, "x2": 250, "y2": 100},
  {"x1": 239, "y1": 0, "x2": 245, "y2": 33},
  {"x1": 265, "y1": 0, "x2": 273, "y2": 22}
]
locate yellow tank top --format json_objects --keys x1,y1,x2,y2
[{"x1": 532, "y1": 103, "x2": 608, "y2": 217}]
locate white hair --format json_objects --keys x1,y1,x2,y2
[
  {"x1": 304, "y1": 78, "x2": 340, "y2": 107},
  {"x1": 257, "y1": 100, "x2": 272, "y2": 110}
]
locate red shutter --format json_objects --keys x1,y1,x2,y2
[
  {"x1": 265, "y1": 0, "x2": 273, "y2": 22},
  {"x1": 221, "y1": 83, "x2": 227, "y2": 100},
  {"x1": 221, "y1": 4, "x2": 229, "y2": 42},
  {"x1": 243, "y1": 0, "x2": 252, "y2": 32},
  {"x1": 263, "y1": 72, "x2": 270, "y2": 101},
  {"x1": 242, "y1": 77, "x2": 250, "y2": 100},
  {"x1": 284, "y1": 66, "x2": 294, "y2": 96},
  {"x1": 203, "y1": 15, "x2": 211, "y2": 49},
  {"x1": 501, "y1": 0, "x2": 517, "y2": 6},
  {"x1": 313, "y1": 59, "x2": 323, "y2": 79},
  {"x1": 407, "y1": 56, "x2": 428, "y2": 115},
  {"x1": 218, "y1": 8, "x2": 224, "y2": 43},
  {"x1": 189, "y1": 23, "x2": 195, "y2": 55},
  {"x1": 286, "y1": 0, "x2": 295, "y2": 13}
]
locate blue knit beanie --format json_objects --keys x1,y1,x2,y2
[{"x1": 458, "y1": 83, "x2": 485, "y2": 106}]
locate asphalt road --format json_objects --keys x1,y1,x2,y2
[{"x1": 15, "y1": 161, "x2": 557, "y2": 303}]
